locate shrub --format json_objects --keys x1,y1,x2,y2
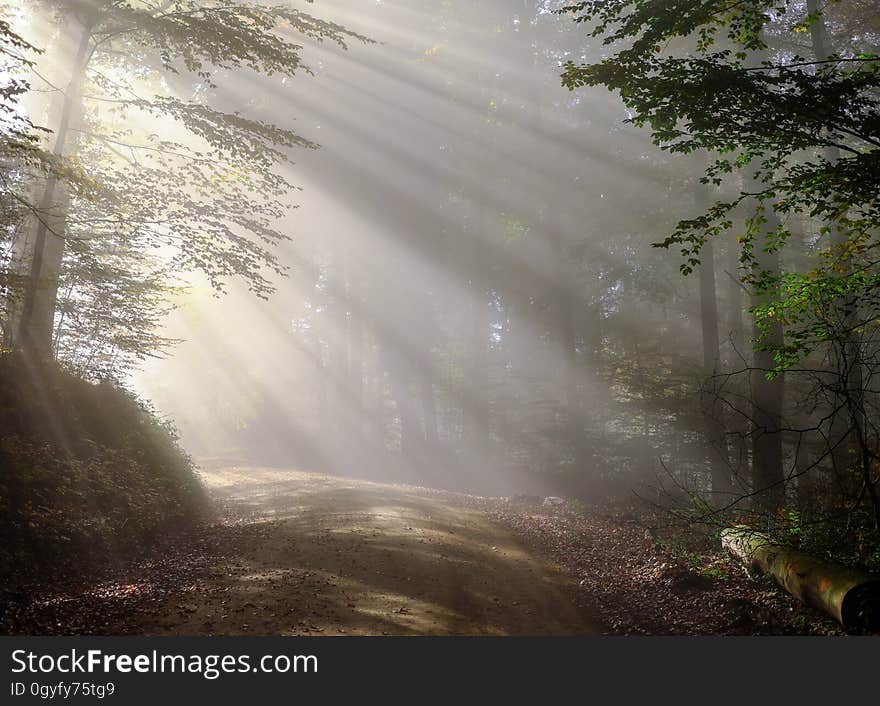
[{"x1": 0, "y1": 352, "x2": 206, "y2": 586}]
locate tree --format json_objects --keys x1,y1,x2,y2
[
  {"x1": 4, "y1": 0, "x2": 367, "y2": 373},
  {"x1": 0, "y1": 13, "x2": 94, "y2": 331},
  {"x1": 558, "y1": 1, "x2": 879, "y2": 369},
  {"x1": 558, "y1": 0, "x2": 880, "y2": 529}
]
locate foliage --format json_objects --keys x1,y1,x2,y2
[
  {"x1": 558, "y1": 0, "x2": 880, "y2": 372},
  {"x1": 1, "y1": 0, "x2": 370, "y2": 377},
  {"x1": 0, "y1": 351, "x2": 206, "y2": 585},
  {"x1": 557, "y1": 0, "x2": 880, "y2": 559},
  {"x1": 0, "y1": 14, "x2": 42, "y2": 142}
]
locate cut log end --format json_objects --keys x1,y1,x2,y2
[{"x1": 841, "y1": 580, "x2": 880, "y2": 634}]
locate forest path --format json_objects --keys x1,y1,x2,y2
[{"x1": 127, "y1": 467, "x2": 600, "y2": 636}]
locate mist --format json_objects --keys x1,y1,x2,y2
[
  {"x1": 4, "y1": 0, "x2": 879, "y2": 639},
  {"x1": 130, "y1": 0, "x2": 707, "y2": 501}
]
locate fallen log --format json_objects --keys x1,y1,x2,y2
[{"x1": 721, "y1": 525, "x2": 880, "y2": 633}]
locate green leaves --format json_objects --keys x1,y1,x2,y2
[
  {"x1": 95, "y1": 1, "x2": 371, "y2": 83},
  {"x1": 558, "y1": 0, "x2": 776, "y2": 55},
  {"x1": 561, "y1": 0, "x2": 880, "y2": 373},
  {"x1": 3, "y1": 2, "x2": 370, "y2": 378}
]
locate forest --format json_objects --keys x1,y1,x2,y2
[{"x1": 0, "y1": 0, "x2": 879, "y2": 637}]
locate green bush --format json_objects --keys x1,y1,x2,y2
[{"x1": 0, "y1": 352, "x2": 206, "y2": 585}]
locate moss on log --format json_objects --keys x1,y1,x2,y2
[{"x1": 721, "y1": 525, "x2": 880, "y2": 633}]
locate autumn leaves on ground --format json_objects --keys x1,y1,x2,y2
[
  {"x1": 3, "y1": 465, "x2": 840, "y2": 637},
  {"x1": 136, "y1": 467, "x2": 603, "y2": 636},
  {"x1": 4, "y1": 467, "x2": 599, "y2": 636}
]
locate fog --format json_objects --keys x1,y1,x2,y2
[
  {"x1": 126, "y1": 0, "x2": 713, "y2": 499},
  {"x1": 5, "y1": 0, "x2": 880, "y2": 641}
]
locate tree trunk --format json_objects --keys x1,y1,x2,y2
[
  {"x1": 346, "y1": 280, "x2": 364, "y2": 435},
  {"x1": 14, "y1": 21, "x2": 91, "y2": 356},
  {"x1": 691, "y1": 177, "x2": 733, "y2": 497},
  {"x1": 393, "y1": 373, "x2": 421, "y2": 461},
  {"x1": 382, "y1": 343, "x2": 421, "y2": 461},
  {"x1": 725, "y1": 228, "x2": 745, "y2": 360},
  {"x1": 744, "y1": 168, "x2": 785, "y2": 513},
  {"x1": 420, "y1": 375, "x2": 438, "y2": 447},
  {"x1": 699, "y1": 239, "x2": 721, "y2": 376},
  {"x1": 806, "y1": 0, "x2": 863, "y2": 481},
  {"x1": 699, "y1": 237, "x2": 734, "y2": 497},
  {"x1": 551, "y1": 208, "x2": 589, "y2": 473},
  {"x1": 465, "y1": 197, "x2": 490, "y2": 458},
  {"x1": 722, "y1": 526, "x2": 880, "y2": 632},
  {"x1": 750, "y1": 291, "x2": 784, "y2": 510}
]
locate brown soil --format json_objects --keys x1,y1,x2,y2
[{"x1": 113, "y1": 467, "x2": 600, "y2": 636}]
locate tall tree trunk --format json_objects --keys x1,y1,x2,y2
[
  {"x1": 550, "y1": 205, "x2": 588, "y2": 472},
  {"x1": 346, "y1": 274, "x2": 364, "y2": 436},
  {"x1": 465, "y1": 201, "x2": 490, "y2": 456},
  {"x1": 420, "y1": 375, "x2": 438, "y2": 447},
  {"x1": 722, "y1": 222, "x2": 751, "y2": 487},
  {"x1": 747, "y1": 181, "x2": 785, "y2": 513},
  {"x1": 725, "y1": 228, "x2": 745, "y2": 360},
  {"x1": 738, "y1": 38, "x2": 786, "y2": 513},
  {"x1": 695, "y1": 182, "x2": 732, "y2": 497},
  {"x1": 14, "y1": 21, "x2": 91, "y2": 356},
  {"x1": 806, "y1": 0, "x2": 862, "y2": 481},
  {"x1": 700, "y1": 236, "x2": 733, "y2": 497},
  {"x1": 699, "y1": 239, "x2": 721, "y2": 377},
  {"x1": 387, "y1": 358, "x2": 420, "y2": 460},
  {"x1": 461, "y1": 65, "x2": 495, "y2": 462}
]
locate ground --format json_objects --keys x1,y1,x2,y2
[
  {"x1": 1, "y1": 466, "x2": 840, "y2": 636},
  {"x1": 137, "y1": 467, "x2": 601, "y2": 635},
  {"x1": 3, "y1": 467, "x2": 600, "y2": 636}
]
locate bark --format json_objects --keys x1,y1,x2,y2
[
  {"x1": 725, "y1": 228, "x2": 745, "y2": 360},
  {"x1": 381, "y1": 342, "x2": 421, "y2": 460},
  {"x1": 745, "y1": 169, "x2": 785, "y2": 512},
  {"x1": 750, "y1": 294, "x2": 784, "y2": 509},
  {"x1": 690, "y1": 178, "x2": 733, "y2": 496},
  {"x1": 723, "y1": 227, "x2": 750, "y2": 488},
  {"x1": 347, "y1": 286, "x2": 364, "y2": 431},
  {"x1": 699, "y1": 237, "x2": 734, "y2": 497},
  {"x1": 807, "y1": 0, "x2": 864, "y2": 480},
  {"x1": 722, "y1": 526, "x2": 880, "y2": 632},
  {"x1": 465, "y1": 197, "x2": 490, "y2": 455},
  {"x1": 806, "y1": 0, "x2": 833, "y2": 61},
  {"x1": 699, "y1": 239, "x2": 721, "y2": 376},
  {"x1": 14, "y1": 21, "x2": 91, "y2": 355},
  {"x1": 556, "y1": 226, "x2": 591, "y2": 471}
]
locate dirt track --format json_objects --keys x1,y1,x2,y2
[{"x1": 127, "y1": 467, "x2": 600, "y2": 636}]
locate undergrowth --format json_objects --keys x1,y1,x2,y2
[{"x1": 0, "y1": 352, "x2": 206, "y2": 589}]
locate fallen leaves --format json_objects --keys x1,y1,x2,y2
[
  {"x1": 462, "y1": 497, "x2": 842, "y2": 636},
  {"x1": 1, "y1": 474, "x2": 844, "y2": 636},
  {"x1": 0, "y1": 511, "x2": 262, "y2": 636}
]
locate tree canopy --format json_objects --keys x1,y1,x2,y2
[
  {"x1": 559, "y1": 1, "x2": 880, "y2": 371},
  {"x1": 1, "y1": 0, "x2": 369, "y2": 376}
]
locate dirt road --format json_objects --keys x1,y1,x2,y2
[{"x1": 126, "y1": 467, "x2": 600, "y2": 636}]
